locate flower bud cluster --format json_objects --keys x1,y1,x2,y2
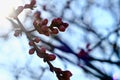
[
  {"x1": 54, "y1": 68, "x2": 72, "y2": 80},
  {"x1": 77, "y1": 44, "x2": 91, "y2": 61},
  {"x1": 77, "y1": 49, "x2": 88, "y2": 59},
  {"x1": 33, "y1": 11, "x2": 69, "y2": 36},
  {"x1": 24, "y1": 0, "x2": 36, "y2": 10},
  {"x1": 28, "y1": 37, "x2": 40, "y2": 54},
  {"x1": 28, "y1": 39, "x2": 56, "y2": 61},
  {"x1": 28, "y1": 37, "x2": 72, "y2": 79},
  {"x1": 12, "y1": 0, "x2": 72, "y2": 79},
  {"x1": 37, "y1": 47, "x2": 56, "y2": 62},
  {"x1": 11, "y1": 0, "x2": 36, "y2": 19}
]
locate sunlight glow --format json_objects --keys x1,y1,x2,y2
[
  {"x1": 0, "y1": 0, "x2": 14, "y2": 18},
  {"x1": 0, "y1": 0, "x2": 22, "y2": 18},
  {"x1": 0, "y1": 0, "x2": 23, "y2": 35}
]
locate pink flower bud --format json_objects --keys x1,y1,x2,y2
[
  {"x1": 54, "y1": 68, "x2": 62, "y2": 73},
  {"x1": 42, "y1": 19, "x2": 48, "y2": 25},
  {"x1": 24, "y1": 4, "x2": 31, "y2": 9},
  {"x1": 51, "y1": 18, "x2": 57, "y2": 26},
  {"x1": 34, "y1": 37, "x2": 40, "y2": 43},
  {"x1": 62, "y1": 70, "x2": 72, "y2": 77},
  {"x1": 29, "y1": 48, "x2": 35, "y2": 55},
  {"x1": 62, "y1": 23, "x2": 69, "y2": 28},
  {"x1": 40, "y1": 47, "x2": 46, "y2": 53},
  {"x1": 47, "y1": 54, "x2": 56, "y2": 61},
  {"x1": 56, "y1": 18, "x2": 62, "y2": 25},
  {"x1": 51, "y1": 28, "x2": 59, "y2": 34},
  {"x1": 34, "y1": 11, "x2": 41, "y2": 18},
  {"x1": 24, "y1": 0, "x2": 36, "y2": 9},
  {"x1": 58, "y1": 25, "x2": 66, "y2": 32},
  {"x1": 44, "y1": 32, "x2": 50, "y2": 36},
  {"x1": 41, "y1": 26, "x2": 48, "y2": 32},
  {"x1": 16, "y1": 6, "x2": 24, "y2": 14},
  {"x1": 29, "y1": 41, "x2": 34, "y2": 46},
  {"x1": 30, "y1": 0, "x2": 36, "y2": 6},
  {"x1": 37, "y1": 51, "x2": 44, "y2": 58}
]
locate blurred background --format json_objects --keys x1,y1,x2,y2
[{"x1": 0, "y1": 0, "x2": 120, "y2": 80}]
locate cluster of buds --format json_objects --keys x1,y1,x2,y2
[
  {"x1": 77, "y1": 44, "x2": 91, "y2": 61},
  {"x1": 37, "y1": 47, "x2": 56, "y2": 62},
  {"x1": 28, "y1": 37, "x2": 72, "y2": 80},
  {"x1": 12, "y1": 0, "x2": 72, "y2": 80},
  {"x1": 33, "y1": 11, "x2": 69, "y2": 36},
  {"x1": 77, "y1": 49, "x2": 89, "y2": 59},
  {"x1": 54, "y1": 68, "x2": 72, "y2": 80},
  {"x1": 11, "y1": 0, "x2": 36, "y2": 19},
  {"x1": 24, "y1": 0, "x2": 36, "y2": 10},
  {"x1": 28, "y1": 39, "x2": 56, "y2": 61},
  {"x1": 29, "y1": 37, "x2": 40, "y2": 54}
]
